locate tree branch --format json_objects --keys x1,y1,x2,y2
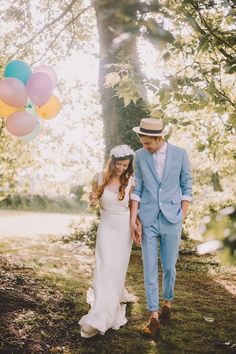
[
  {"x1": 30, "y1": 6, "x2": 92, "y2": 66},
  {"x1": 26, "y1": 0, "x2": 78, "y2": 44},
  {"x1": 192, "y1": 3, "x2": 236, "y2": 55},
  {"x1": 196, "y1": 61, "x2": 236, "y2": 109},
  {"x1": 9, "y1": 0, "x2": 87, "y2": 60}
]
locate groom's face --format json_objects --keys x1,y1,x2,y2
[{"x1": 139, "y1": 136, "x2": 163, "y2": 153}]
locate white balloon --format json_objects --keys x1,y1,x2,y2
[
  {"x1": 18, "y1": 120, "x2": 41, "y2": 142},
  {"x1": 33, "y1": 64, "x2": 58, "y2": 86}
]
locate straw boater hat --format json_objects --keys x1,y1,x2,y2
[{"x1": 132, "y1": 118, "x2": 168, "y2": 137}]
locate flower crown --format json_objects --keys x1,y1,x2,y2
[{"x1": 110, "y1": 144, "x2": 135, "y2": 159}]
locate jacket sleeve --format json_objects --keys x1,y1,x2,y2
[
  {"x1": 132, "y1": 153, "x2": 144, "y2": 199},
  {"x1": 180, "y1": 150, "x2": 192, "y2": 198}
]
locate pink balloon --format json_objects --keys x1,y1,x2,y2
[
  {"x1": 6, "y1": 111, "x2": 38, "y2": 137},
  {"x1": 34, "y1": 64, "x2": 58, "y2": 86},
  {"x1": 26, "y1": 72, "x2": 54, "y2": 106},
  {"x1": 0, "y1": 78, "x2": 27, "y2": 108}
]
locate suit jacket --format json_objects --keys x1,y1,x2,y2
[{"x1": 133, "y1": 143, "x2": 192, "y2": 227}]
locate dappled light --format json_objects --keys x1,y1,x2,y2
[{"x1": 0, "y1": 0, "x2": 235, "y2": 352}]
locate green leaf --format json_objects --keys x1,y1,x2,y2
[
  {"x1": 123, "y1": 93, "x2": 132, "y2": 107},
  {"x1": 161, "y1": 51, "x2": 171, "y2": 61},
  {"x1": 144, "y1": 19, "x2": 175, "y2": 43},
  {"x1": 197, "y1": 35, "x2": 210, "y2": 53},
  {"x1": 229, "y1": 113, "x2": 236, "y2": 127},
  {"x1": 104, "y1": 72, "x2": 121, "y2": 88},
  {"x1": 207, "y1": 82, "x2": 216, "y2": 95},
  {"x1": 150, "y1": 109, "x2": 164, "y2": 119},
  {"x1": 174, "y1": 93, "x2": 183, "y2": 101},
  {"x1": 196, "y1": 143, "x2": 206, "y2": 152},
  {"x1": 179, "y1": 103, "x2": 192, "y2": 112}
]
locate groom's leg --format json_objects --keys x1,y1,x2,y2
[
  {"x1": 141, "y1": 219, "x2": 160, "y2": 312},
  {"x1": 159, "y1": 213, "x2": 182, "y2": 302}
]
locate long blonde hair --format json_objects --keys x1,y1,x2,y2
[{"x1": 97, "y1": 156, "x2": 134, "y2": 201}]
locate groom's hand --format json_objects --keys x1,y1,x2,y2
[
  {"x1": 135, "y1": 217, "x2": 142, "y2": 246},
  {"x1": 131, "y1": 221, "x2": 138, "y2": 244},
  {"x1": 131, "y1": 218, "x2": 142, "y2": 246},
  {"x1": 181, "y1": 200, "x2": 190, "y2": 221}
]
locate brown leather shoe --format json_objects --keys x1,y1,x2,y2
[
  {"x1": 142, "y1": 317, "x2": 160, "y2": 338},
  {"x1": 159, "y1": 306, "x2": 171, "y2": 325}
]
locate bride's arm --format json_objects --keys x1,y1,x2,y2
[
  {"x1": 129, "y1": 176, "x2": 142, "y2": 245},
  {"x1": 89, "y1": 175, "x2": 99, "y2": 207}
]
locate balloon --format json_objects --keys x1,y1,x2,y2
[
  {"x1": 0, "y1": 78, "x2": 27, "y2": 108},
  {"x1": 6, "y1": 111, "x2": 38, "y2": 137},
  {"x1": 18, "y1": 120, "x2": 40, "y2": 142},
  {"x1": 0, "y1": 99, "x2": 22, "y2": 118},
  {"x1": 36, "y1": 95, "x2": 61, "y2": 119},
  {"x1": 34, "y1": 64, "x2": 58, "y2": 86},
  {"x1": 4, "y1": 60, "x2": 32, "y2": 85},
  {"x1": 26, "y1": 72, "x2": 54, "y2": 106}
]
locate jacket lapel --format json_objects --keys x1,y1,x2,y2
[
  {"x1": 161, "y1": 143, "x2": 172, "y2": 181},
  {"x1": 146, "y1": 151, "x2": 161, "y2": 184}
]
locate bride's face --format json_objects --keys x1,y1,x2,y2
[{"x1": 114, "y1": 159, "x2": 130, "y2": 176}]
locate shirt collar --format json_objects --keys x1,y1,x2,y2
[{"x1": 156, "y1": 142, "x2": 167, "y2": 154}]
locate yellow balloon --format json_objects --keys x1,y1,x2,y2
[
  {"x1": 0, "y1": 99, "x2": 21, "y2": 118},
  {"x1": 36, "y1": 95, "x2": 61, "y2": 120}
]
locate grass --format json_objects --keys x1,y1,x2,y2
[{"x1": 0, "y1": 237, "x2": 236, "y2": 354}]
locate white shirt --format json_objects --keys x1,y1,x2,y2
[
  {"x1": 131, "y1": 142, "x2": 192, "y2": 202},
  {"x1": 153, "y1": 141, "x2": 167, "y2": 180}
]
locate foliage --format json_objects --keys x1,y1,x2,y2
[
  {"x1": 105, "y1": 0, "x2": 236, "y2": 117},
  {"x1": 62, "y1": 215, "x2": 99, "y2": 249},
  {"x1": 0, "y1": 119, "x2": 35, "y2": 202},
  {"x1": 102, "y1": 1, "x2": 235, "y2": 135},
  {"x1": 0, "y1": 193, "x2": 86, "y2": 213},
  {"x1": 70, "y1": 184, "x2": 84, "y2": 203},
  {"x1": 199, "y1": 205, "x2": 236, "y2": 264},
  {"x1": 0, "y1": 0, "x2": 102, "y2": 200}
]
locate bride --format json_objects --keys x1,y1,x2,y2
[{"x1": 79, "y1": 144, "x2": 137, "y2": 338}]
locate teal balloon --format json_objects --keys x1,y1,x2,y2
[{"x1": 4, "y1": 60, "x2": 32, "y2": 85}]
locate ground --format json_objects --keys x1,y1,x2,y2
[{"x1": 0, "y1": 211, "x2": 235, "y2": 354}]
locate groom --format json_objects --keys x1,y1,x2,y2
[{"x1": 130, "y1": 118, "x2": 192, "y2": 338}]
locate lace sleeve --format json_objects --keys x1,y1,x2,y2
[{"x1": 129, "y1": 176, "x2": 135, "y2": 187}]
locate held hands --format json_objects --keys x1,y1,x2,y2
[{"x1": 131, "y1": 217, "x2": 142, "y2": 246}]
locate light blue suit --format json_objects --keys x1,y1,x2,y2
[{"x1": 133, "y1": 143, "x2": 192, "y2": 311}]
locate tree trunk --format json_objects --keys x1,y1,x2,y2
[{"x1": 94, "y1": 0, "x2": 149, "y2": 157}]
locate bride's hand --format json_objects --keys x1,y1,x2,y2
[
  {"x1": 131, "y1": 219, "x2": 142, "y2": 246},
  {"x1": 89, "y1": 192, "x2": 98, "y2": 207},
  {"x1": 135, "y1": 217, "x2": 142, "y2": 245},
  {"x1": 131, "y1": 221, "x2": 138, "y2": 243}
]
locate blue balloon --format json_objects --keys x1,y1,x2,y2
[{"x1": 4, "y1": 60, "x2": 32, "y2": 85}]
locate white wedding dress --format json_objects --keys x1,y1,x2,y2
[{"x1": 79, "y1": 173, "x2": 136, "y2": 338}]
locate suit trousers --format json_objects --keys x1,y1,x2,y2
[{"x1": 141, "y1": 211, "x2": 182, "y2": 312}]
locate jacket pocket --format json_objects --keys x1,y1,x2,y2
[
  {"x1": 141, "y1": 196, "x2": 156, "y2": 204},
  {"x1": 171, "y1": 199, "x2": 181, "y2": 204}
]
